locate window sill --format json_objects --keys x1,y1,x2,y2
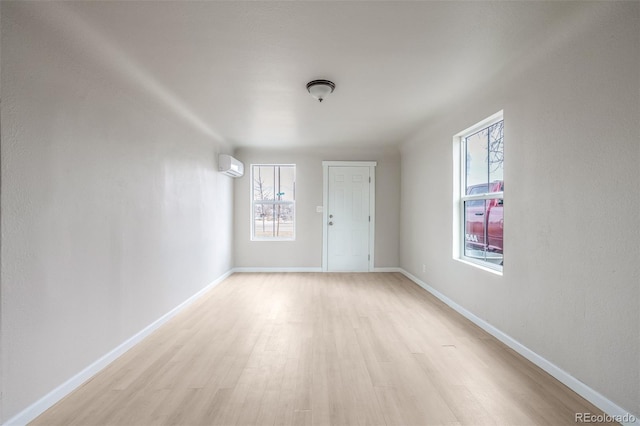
[{"x1": 455, "y1": 257, "x2": 503, "y2": 276}]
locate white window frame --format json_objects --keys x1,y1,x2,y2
[
  {"x1": 453, "y1": 111, "x2": 504, "y2": 273},
  {"x1": 250, "y1": 164, "x2": 296, "y2": 241}
]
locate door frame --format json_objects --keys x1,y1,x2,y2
[{"x1": 322, "y1": 161, "x2": 377, "y2": 272}]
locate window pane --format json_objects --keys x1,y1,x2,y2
[
  {"x1": 253, "y1": 203, "x2": 274, "y2": 238},
  {"x1": 464, "y1": 198, "x2": 503, "y2": 266},
  {"x1": 253, "y1": 203, "x2": 295, "y2": 238},
  {"x1": 486, "y1": 198, "x2": 503, "y2": 263},
  {"x1": 253, "y1": 166, "x2": 275, "y2": 201},
  {"x1": 464, "y1": 199, "x2": 486, "y2": 259},
  {"x1": 488, "y1": 120, "x2": 504, "y2": 187},
  {"x1": 465, "y1": 127, "x2": 489, "y2": 193},
  {"x1": 252, "y1": 165, "x2": 295, "y2": 202},
  {"x1": 276, "y1": 166, "x2": 295, "y2": 202}
]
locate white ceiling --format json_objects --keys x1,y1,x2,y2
[{"x1": 36, "y1": 1, "x2": 583, "y2": 149}]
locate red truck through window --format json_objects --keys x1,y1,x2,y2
[{"x1": 464, "y1": 180, "x2": 503, "y2": 265}]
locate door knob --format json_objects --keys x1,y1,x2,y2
[
  {"x1": 329, "y1": 214, "x2": 333, "y2": 218},
  {"x1": 328, "y1": 221, "x2": 333, "y2": 226}
]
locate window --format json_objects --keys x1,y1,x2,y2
[
  {"x1": 457, "y1": 113, "x2": 504, "y2": 270},
  {"x1": 251, "y1": 164, "x2": 296, "y2": 240}
]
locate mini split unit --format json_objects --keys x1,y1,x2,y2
[{"x1": 218, "y1": 154, "x2": 244, "y2": 178}]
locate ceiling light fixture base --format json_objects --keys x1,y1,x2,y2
[{"x1": 306, "y1": 79, "x2": 336, "y2": 102}]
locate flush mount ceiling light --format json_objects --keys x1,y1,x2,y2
[{"x1": 306, "y1": 79, "x2": 335, "y2": 102}]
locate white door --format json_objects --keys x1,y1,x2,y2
[{"x1": 326, "y1": 166, "x2": 372, "y2": 272}]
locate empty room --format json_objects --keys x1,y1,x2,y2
[{"x1": 1, "y1": 1, "x2": 638, "y2": 425}]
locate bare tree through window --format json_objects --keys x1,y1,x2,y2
[
  {"x1": 488, "y1": 120, "x2": 504, "y2": 173},
  {"x1": 253, "y1": 168, "x2": 273, "y2": 234}
]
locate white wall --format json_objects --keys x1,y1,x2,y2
[
  {"x1": 234, "y1": 146, "x2": 400, "y2": 269},
  {"x1": 400, "y1": 2, "x2": 639, "y2": 417},
  {"x1": 1, "y1": 3, "x2": 234, "y2": 422}
]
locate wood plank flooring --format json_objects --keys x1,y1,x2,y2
[{"x1": 32, "y1": 272, "x2": 614, "y2": 425}]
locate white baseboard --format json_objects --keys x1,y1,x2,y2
[
  {"x1": 2, "y1": 269, "x2": 234, "y2": 426},
  {"x1": 233, "y1": 267, "x2": 322, "y2": 273},
  {"x1": 232, "y1": 267, "x2": 402, "y2": 273},
  {"x1": 399, "y1": 268, "x2": 639, "y2": 426},
  {"x1": 372, "y1": 267, "x2": 402, "y2": 272},
  {"x1": 232, "y1": 267, "x2": 404, "y2": 273}
]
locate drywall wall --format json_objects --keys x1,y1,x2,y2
[
  {"x1": 234, "y1": 146, "x2": 400, "y2": 269},
  {"x1": 1, "y1": 3, "x2": 234, "y2": 422},
  {"x1": 400, "y1": 2, "x2": 639, "y2": 417}
]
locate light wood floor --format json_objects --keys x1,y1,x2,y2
[{"x1": 32, "y1": 272, "x2": 613, "y2": 426}]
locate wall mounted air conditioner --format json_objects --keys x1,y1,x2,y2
[{"x1": 218, "y1": 154, "x2": 244, "y2": 178}]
